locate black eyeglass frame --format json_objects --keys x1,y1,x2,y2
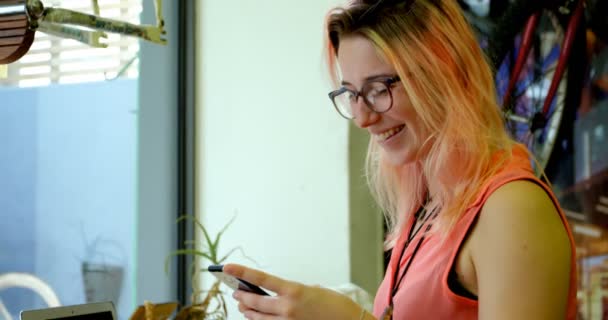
[{"x1": 328, "y1": 75, "x2": 401, "y2": 120}]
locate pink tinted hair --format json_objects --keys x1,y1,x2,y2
[{"x1": 324, "y1": 0, "x2": 517, "y2": 248}]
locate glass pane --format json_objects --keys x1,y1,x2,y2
[{"x1": 0, "y1": 79, "x2": 138, "y2": 320}]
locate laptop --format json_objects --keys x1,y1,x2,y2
[{"x1": 20, "y1": 301, "x2": 116, "y2": 320}]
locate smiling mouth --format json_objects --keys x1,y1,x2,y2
[{"x1": 376, "y1": 125, "x2": 405, "y2": 141}]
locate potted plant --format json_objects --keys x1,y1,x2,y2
[
  {"x1": 79, "y1": 227, "x2": 125, "y2": 307},
  {"x1": 163, "y1": 215, "x2": 254, "y2": 320}
]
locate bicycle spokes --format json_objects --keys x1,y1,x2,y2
[{"x1": 498, "y1": 10, "x2": 568, "y2": 172}]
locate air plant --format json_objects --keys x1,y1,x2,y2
[{"x1": 165, "y1": 215, "x2": 254, "y2": 320}]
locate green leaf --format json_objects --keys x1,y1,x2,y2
[
  {"x1": 194, "y1": 217, "x2": 218, "y2": 261},
  {"x1": 164, "y1": 249, "x2": 215, "y2": 274},
  {"x1": 177, "y1": 215, "x2": 217, "y2": 261},
  {"x1": 211, "y1": 215, "x2": 236, "y2": 257},
  {"x1": 218, "y1": 247, "x2": 239, "y2": 264},
  {"x1": 219, "y1": 246, "x2": 259, "y2": 266}
]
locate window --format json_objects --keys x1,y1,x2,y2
[
  {"x1": 0, "y1": 0, "x2": 141, "y2": 87},
  {"x1": 0, "y1": 1, "x2": 144, "y2": 319}
]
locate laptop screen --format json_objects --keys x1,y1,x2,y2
[
  {"x1": 20, "y1": 302, "x2": 116, "y2": 320},
  {"x1": 49, "y1": 311, "x2": 114, "y2": 320}
]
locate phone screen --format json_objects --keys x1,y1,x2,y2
[{"x1": 208, "y1": 265, "x2": 270, "y2": 296}]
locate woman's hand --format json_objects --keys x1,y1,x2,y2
[{"x1": 223, "y1": 263, "x2": 367, "y2": 320}]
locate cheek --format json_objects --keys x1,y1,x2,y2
[
  {"x1": 408, "y1": 115, "x2": 424, "y2": 136},
  {"x1": 391, "y1": 102, "x2": 418, "y2": 127},
  {"x1": 398, "y1": 110, "x2": 429, "y2": 151},
  {"x1": 390, "y1": 93, "x2": 415, "y2": 119}
]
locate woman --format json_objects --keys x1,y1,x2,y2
[{"x1": 226, "y1": 0, "x2": 576, "y2": 319}]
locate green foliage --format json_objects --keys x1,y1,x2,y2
[
  {"x1": 164, "y1": 215, "x2": 236, "y2": 274},
  {"x1": 165, "y1": 214, "x2": 257, "y2": 320},
  {"x1": 165, "y1": 215, "x2": 257, "y2": 320}
]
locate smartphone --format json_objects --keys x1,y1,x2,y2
[{"x1": 208, "y1": 264, "x2": 270, "y2": 296}]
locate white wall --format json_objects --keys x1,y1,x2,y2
[{"x1": 196, "y1": 0, "x2": 350, "y2": 301}]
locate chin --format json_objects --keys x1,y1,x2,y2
[{"x1": 383, "y1": 151, "x2": 416, "y2": 166}]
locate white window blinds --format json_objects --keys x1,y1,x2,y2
[{"x1": 0, "y1": 0, "x2": 141, "y2": 87}]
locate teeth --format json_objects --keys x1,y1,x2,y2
[{"x1": 377, "y1": 125, "x2": 404, "y2": 141}]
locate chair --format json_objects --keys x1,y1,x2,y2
[{"x1": 0, "y1": 272, "x2": 61, "y2": 320}]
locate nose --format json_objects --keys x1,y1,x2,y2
[{"x1": 351, "y1": 98, "x2": 380, "y2": 129}]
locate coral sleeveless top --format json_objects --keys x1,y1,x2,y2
[{"x1": 373, "y1": 145, "x2": 577, "y2": 319}]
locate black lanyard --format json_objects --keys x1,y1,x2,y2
[{"x1": 389, "y1": 206, "x2": 437, "y2": 303}]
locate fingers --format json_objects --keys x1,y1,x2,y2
[
  {"x1": 238, "y1": 301, "x2": 254, "y2": 314},
  {"x1": 242, "y1": 310, "x2": 283, "y2": 320},
  {"x1": 238, "y1": 301, "x2": 280, "y2": 320},
  {"x1": 233, "y1": 290, "x2": 291, "y2": 316},
  {"x1": 224, "y1": 263, "x2": 291, "y2": 294},
  {"x1": 225, "y1": 264, "x2": 309, "y2": 319}
]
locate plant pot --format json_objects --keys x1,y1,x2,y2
[{"x1": 81, "y1": 262, "x2": 123, "y2": 304}]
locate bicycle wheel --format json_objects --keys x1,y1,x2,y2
[{"x1": 494, "y1": 5, "x2": 586, "y2": 179}]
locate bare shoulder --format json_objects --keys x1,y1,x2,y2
[
  {"x1": 473, "y1": 179, "x2": 572, "y2": 258},
  {"x1": 469, "y1": 179, "x2": 572, "y2": 320},
  {"x1": 477, "y1": 179, "x2": 568, "y2": 236}
]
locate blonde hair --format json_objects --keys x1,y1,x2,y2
[{"x1": 325, "y1": 0, "x2": 516, "y2": 248}]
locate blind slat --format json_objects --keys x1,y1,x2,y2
[{"x1": 10, "y1": 65, "x2": 139, "y2": 81}]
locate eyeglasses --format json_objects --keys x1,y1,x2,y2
[{"x1": 328, "y1": 76, "x2": 401, "y2": 119}]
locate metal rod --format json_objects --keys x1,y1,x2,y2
[
  {"x1": 540, "y1": 0, "x2": 584, "y2": 116},
  {"x1": 177, "y1": 0, "x2": 193, "y2": 307},
  {"x1": 502, "y1": 13, "x2": 540, "y2": 108},
  {"x1": 37, "y1": 20, "x2": 107, "y2": 47},
  {"x1": 43, "y1": 7, "x2": 166, "y2": 45}
]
